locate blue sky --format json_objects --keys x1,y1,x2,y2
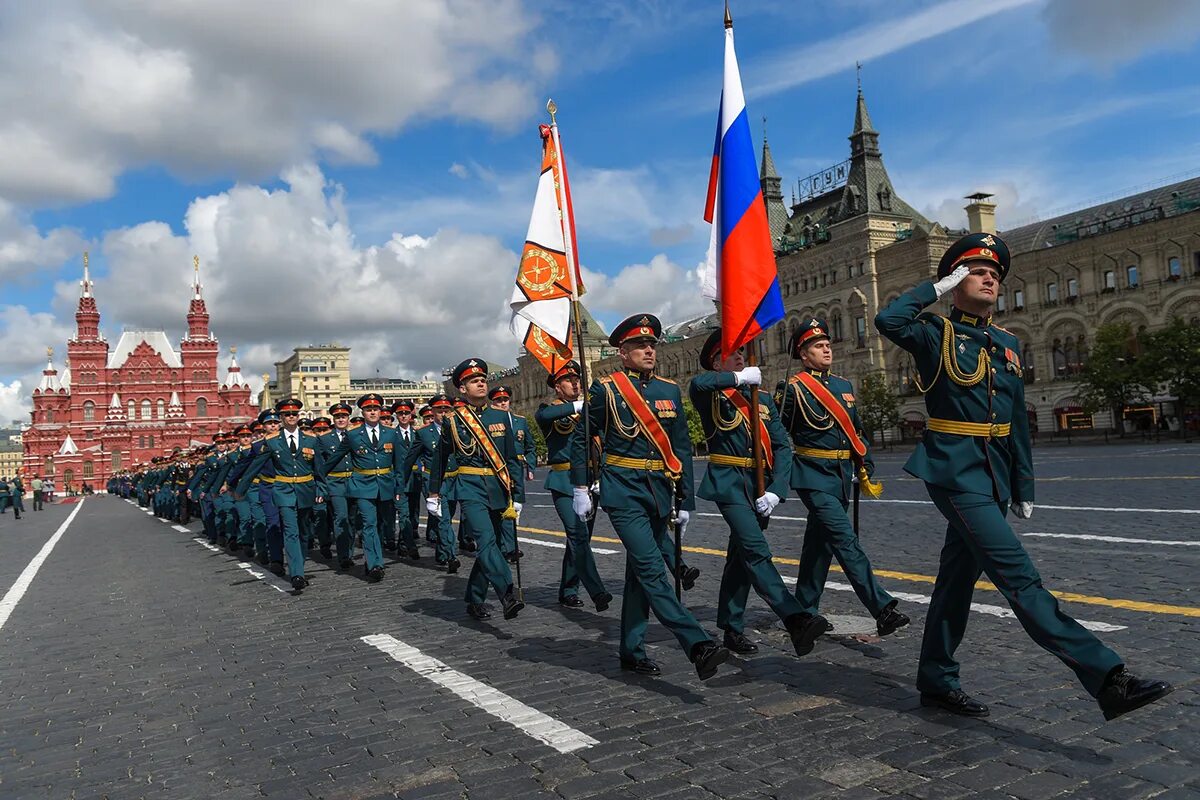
[{"x1": 2, "y1": 0, "x2": 1199, "y2": 422}]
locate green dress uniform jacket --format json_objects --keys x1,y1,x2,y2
[
  {"x1": 316, "y1": 430, "x2": 353, "y2": 498},
  {"x1": 774, "y1": 370, "x2": 874, "y2": 502},
  {"x1": 428, "y1": 407, "x2": 525, "y2": 510},
  {"x1": 323, "y1": 425, "x2": 406, "y2": 500},
  {"x1": 235, "y1": 432, "x2": 328, "y2": 508},
  {"x1": 874, "y1": 281, "x2": 1033, "y2": 504},
  {"x1": 689, "y1": 371, "x2": 791, "y2": 505},
  {"x1": 536, "y1": 400, "x2": 582, "y2": 494}
]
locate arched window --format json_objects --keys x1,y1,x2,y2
[
  {"x1": 196, "y1": 398, "x2": 208, "y2": 417},
  {"x1": 1052, "y1": 338, "x2": 1066, "y2": 376},
  {"x1": 44, "y1": 456, "x2": 54, "y2": 475},
  {"x1": 1064, "y1": 338, "x2": 1078, "y2": 375},
  {"x1": 83, "y1": 461, "x2": 94, "y2": 478},
  {"x1": 831, "y1": 312, "x2": 844, "y2": 342},
  {"x1": 82, "y1": 401, "x2": 95, "y2": 422},
  {"x1": 111, "y1": 451, "x2": 122, "y2": 470},
  {"x1": 1023, "y1": 342, "x2": 1035, "y2": 384},
  {"x1": 141, "y1": 400, "x2": 151, "y2": 420},
  {"x1": 148, "y1": 435, "x2": 154, "y2": 449},
  {"x1": 1168, "y1": 256, "x2": 1182, "y2": 278},
  {"x1": 156, "y1": 399, "x2": 165, "y2": 419},
  {"x1": 139, "y1": 436, "x2": 145, "y2": 448}
]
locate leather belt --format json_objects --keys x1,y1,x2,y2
[
  {"x1": 793, "y1": 447, "x2": 851, "y2": 459},
  {"x1": 549, "y1": 462, "x2": 571, "y2": 471},
  {"x1": 605, "y1": 454, "x2": 665, "y2": 471},
  {"x1": 927, "y1": 419, "x2": 1011, "y2": 438},
  {"x1": 353, "y1": 467, "x2": 391, "y2": 476},
  {"x1": 708, "y1": 453, "x2": 755, "y2": 468},
  {"x1": 455, "y1": 466, "x2": 496, "y2": 477},
  {"x1": 445, "y1": 468, "x2": 459, "y2": 478},
  {"x1": 327, "y1": 471, "x2": 352, "y2": 478},
  {"x1": 274, "y1": 475, "x2": 314, "y2": 484}
]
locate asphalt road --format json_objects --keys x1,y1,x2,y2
[{"x1": 0, "y1": 442, "x2": 1196, "y2": 799}]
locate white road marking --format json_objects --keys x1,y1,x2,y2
[
  {"x1": 1023, "y1": 532, "x2": 1200, "y2": 547},
  {"x1": 872, "y1": 499, "x2": 1200, "y2": 515},
  {"x1": 172, "y1": 524, "x2": 191, "y2": 533},
  {"x1": 779, "y1": 575, "x2": 1125, "y2": 632},
  {"x1": 236, "y1": 561, "x2": 289, "y2": 593},
  {"x1": 193, "y1": 537, "x2": 221, "y2": 552},
  {"x1": 0, "y1": 500, "x2": 85, "y2": 632},
  {"x1": 361, "y1": 633, "x2": 599, "y2": 754},
  {"x1": 517, "y1": 536, "x2": 618, "y2": 555}
]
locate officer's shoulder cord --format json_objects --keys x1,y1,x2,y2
[
  {"x1": 709, "y1": 390, "x2": 743, "y2": 441},
  {"x1": 449, "y1": 415, "x2": 478, "y2": 456},
  {"x1": 603, "y1": 382, "x2": 641, "y2": 440},
  {"x1": 913, "y1": 316, "x2": 989, "y2": 393},
  {"x1": 552, "y1": 416, "x2": 576, "y2": 435},
  {"x1": 790, "y1": 380, "x2": 836, "y2": 430}
]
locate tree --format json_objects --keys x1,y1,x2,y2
[
  {"x1": 1138, "y1": 318, "x2": 1200, "y2": 437},
  {"x1": 856, "y1": 371, "x2": 901, "y2": 447},
  {"x1": 682, "y1": 398, "x2": 706, "y2": 453},
  {"x1": 526, "y1": 416, "x2": 548, "y2": 461},
  {"x1": 1077, "y1": 322, "x2": 1150, "y2": 434}
]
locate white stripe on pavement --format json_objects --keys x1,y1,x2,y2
[
  {"x1": 1023, "y1": 532, "x2": 1200, "y2": 547},
  {"x1": 517, "y1": 537, "x2": 618, "y2": 555},
  {"x1": 0, "y1": 500, "x2": 85, "y2": 632},
  {"x1": 172, "y1": 524, "x2": 191, "y2": 533},
  {"x1": 779, "y1": 575, "x2": 1125, "y2": 632},
  {"x1": 872, "y1": 499, "x2": 1200, "y2": 515},
  {"x1": 362, "y1": 633, "x2": 598, "y2": 754}
]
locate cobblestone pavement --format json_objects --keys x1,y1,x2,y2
[{"x1": 0, "y1": 443, "x2": 1196, "y2": 799}]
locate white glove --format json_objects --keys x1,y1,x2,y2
[
  {"x1": 754, "y1": 491, "x2": 780, "y2": 516},
  {"x1": 572, "y1": 399, "x2": 584, "y2": 413},
  {"x1": 1011, "y1": 501, "x2": 1033, "y2": 519},
  {"x1": 933, "y1": 264, "x2": 971, "y2": 298},
  {"x1": 512, "y1": 501, "x2": 523, "y2": 519},
  {"x1": 733, "y1": 366, "x2": 762, "y2": 386},
  {"x1": 676, "y1": 509, "x2": 690, "y2": 536},
  {"x1": 426, "y1": 496, "x2": 442, "y2": 517},
  {"x1": 572, "y1": 487, "x2": 593, "y2": 519}
]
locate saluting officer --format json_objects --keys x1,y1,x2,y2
[
  {"x1": 235, "y1": 398, "x2": 328, "y2": 592},
  {"x1": 323, "y1": 393, "x2": 405, "y2": 582},
  {"x1": 690, "y1": 330, "x2": 827, "y2": 657},
  {"x1": 535, "y1": 360, "x2": 611, "y2": 610},
  {"x1": 426, "y1": 359, "x2": 525, "y2": 621},
  {"x1": 571, "y1": 314, "x2": 729, "y2": 681},
  {"x1": 876, "y1": 232, "x2": 1172, "y2": 720},
  {"x1": 776, "y1": 318, "x2": 909, "y2": 640}
]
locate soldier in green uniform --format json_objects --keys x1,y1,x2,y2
[
  {"x1": 225, "y1": 425, "x2": 257, "y2": 555},
  {"x1": 392, "y1": 399, "x2": 422, "y2": 559},
  {"x1": 401, "y1": 395, "x2": 460, "y2": 573},
  {"x1": 234, "y1": 398, "x2": 328, "y2": 592},
  {"x1": 318, "y1": 402, "x2": 357, "y2": 570},
  {"x1": 690, "y1": 330, "x2": 827, "y2": 657},
  {"x1": 417, "y1": 404, "x2": 437, "y2": 545},
  {"x1": 323, "y1": 393, "x2": 406, "y2": 582},
  {"x1": 489, "y1": 385, "x2": 535, "y2": 564},
  {"x1": 776, "y1": 318, "x2": 909, "y2": 639},
  {"x1": 308, "y1": 417, "x2": 336, "y2": 559},
  {"x1": 876, "y1": 232, "x2": 1172, "y2": 720},
  {"x1": 426, "y1": 359, "x2": 525, "y2": 620},
  {"x1": 535, "y1": 361, "x2": 611, "y2": 610},
  {"x1": 570, "y1": 315, "x2": 729, "y2": 680}
]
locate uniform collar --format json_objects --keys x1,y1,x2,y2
[
  {"x1": 950, "y1": 306, "x2": 992, "y2": 329},
  {"x1": 623, "y1": 367, "x2": 654, "y2": 382},
  {"x1": 806, "y1": 367, "x2": 831, "y2": 379}
]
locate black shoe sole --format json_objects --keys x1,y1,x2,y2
[
  {"x1": 1102, "y1": 685, "x2": 1174, "y2": 721},
  {"x1": 503, "y1": 600, "x2": 525, "y2": 620},
  {"x1": 791, "y1": 615, "x2": 827, "y2": 657},
  {"x1": 619, "y1": 661, "x2": 662, "y2": 676},
  {"x1": 920, "y1": 694, "x2": 990, "y2": 717},
  {"x1": 594, "y1": 595, "x2": 612, "y2": 612},
  {"x1": 695, "y1": 647, "x2": 730, "y2": 681},
  {"x1": 723, "y1": 642, "x2": 759, "y2": 656},
  {"x1": 878, "y1": 616, "x2": 911, "y2": 637}
]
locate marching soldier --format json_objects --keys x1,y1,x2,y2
[
  {"x1": 401, "y1": 395, "x2": 460, "y2": 573},
  {"x1": 308, "y1": 416, "x2": 336, "y2": 559},
  {"x1": 224, "y1": 425, "x2": 257, "y2": 555},
  {"x1": 534, "y1": 360, "x2": 611, "y2": 610},
  {"x1": 689, "y1": 330, "x2": 827, "y2": 657},
  {"x1": 489, "y1": 385, "x2": 536, "y2": 564},
  {"x1": 235, "y1": 398, "x2": 328, "y2": 592},
  {"x1": 876, "y1": 232, "x2": 1172, "y2": 720},
  {"x1": 570, "y1": 314, "x2": 729, "y2": 680},
  {"x1": 323, "y1": 393, "x2": 405, "y2": 582},
  {"x1": 392, "y1": 399, "x2": 423, "y2": 559},
  {"x1": 426, "y1": 360, "x2": 525, "y2": 620},
  {"x1": 417, "y1": 403, "x2": 437, "y2": 545},
  {"x1": 775, "y1": 318, "x2": 909, "y2": 639},
  {"x1": 318, "y1": 402, "x2": 357, "y2": 570}
]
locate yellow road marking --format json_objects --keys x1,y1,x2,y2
[
  {"x1": 893, "y1": 475, "x2": 1199, "y2": 482},
  {"x1": 518, "y1": 525, "x2": 1200, "y2": 619}
]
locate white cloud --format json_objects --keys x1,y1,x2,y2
[
  {"x1": 448, "y1": 162, "x2": 470, "y2": 179},
  {"x1": 0, "y1": 380, "x2": 28, "y2": 428},
  {"x1": 0, "y1": 199, "x2": 86, "y2": 282},
  {"x1": 1042, "y1": 0, "x2": 1200, "y2": 66},
  {"x1": 582, "y1": 254, "x2": 714, "y2": 328},
  {"x1": 0, "y1": 0, "x2": 544, "y2": 204}
]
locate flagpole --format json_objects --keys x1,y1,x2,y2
[{"x1": 546, "y1": 99, "x2": 595, "y2": 500}]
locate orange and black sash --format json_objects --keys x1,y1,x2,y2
[
  {"x1": 791, "y1": 372, "x2": 867, "y2": 461},
  {"x1": 608, "y1": 372, "x2": 683, "y2": 478},
  {"x1": 453, "y1": 407, "x2": 512, "y2": 495},
  {"x1": 719, "y1": 388, "x2": 774, "y2": 469}
]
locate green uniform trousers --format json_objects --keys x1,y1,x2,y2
[
  {"x1": 716, "y1": 502, "x2": 805, "y2": 634},
  {"x1": 248, "y1": 494, "x2": 268, "y2": 559},
  {"x1": 428, "y1": 497, "x2": 457, "y2": 563},
  {"x1": 795, "y1": 489, "x2": 894, "y2": 618},
  {"x1": 920, "y1": 488, "x2": 1123, "y2": 697},
  {"x1": 398, "y1": 491, "x2": 421, "y2": 551},
  {"x1": 233, "y1": 497, "x2": 254, "y2": 547},
  {"x1": 278, "y1": 506, "x2": 312, "y2": 579},
  {"x1": 606, "y1": 507, "x2": 710, "y2": 662},
  {"x1": 354, "y1": 498, "x2": 388, "y2": 570},
  {"x1": 552, "y1": 491, "x2": 604, "y2": 601},
  {"x1": 327, "y1": 495, "x2": 353, "y2": 562},
  {"x1": 460, "y1": 500, "x2": 514, "y2": 604},
  {"x1": 213, "y1": 493, "x2": 236, "y2": 543},
  {"x1": 378, "y1": 498, "x2": 397, "y2": 550}
]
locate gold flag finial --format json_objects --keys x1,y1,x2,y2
[
  {"x1": 546, "y1": 98, "x2": 558, "y2": 125},
  {"x1": 724, "y1": 0, "x2": 732, "y2": 29},
  {"x1": 83, "y1": 250, "x2": 89, "y2": 269},
  {"x1": 193, "y1": 254, "x2": 199, "y2": 273},
  {"x1": 46, "y1": 346, "x2": 54, "y2": 359},
  {"x1": 230, "y1": 345, "x2": 237, "y2": 355}
]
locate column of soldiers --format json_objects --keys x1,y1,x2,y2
[{"x1": 110, "y1": 232, "x2": 1172, "y2": 721}]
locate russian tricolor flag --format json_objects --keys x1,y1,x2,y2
[{"x1": 701, "y1": 14, "x2": 784, "y2": 360}]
